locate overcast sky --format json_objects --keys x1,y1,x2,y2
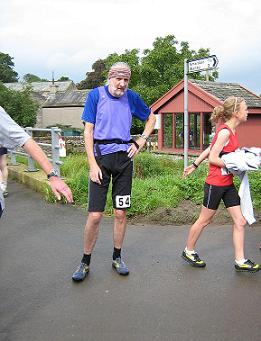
[{"x1": 0, "y1": 0, "x2": 260, "y2": 94}]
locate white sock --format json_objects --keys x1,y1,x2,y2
[
  {"x1": 185, "y1": 247, "x2": 195, "y2": 255},
  {"x1": 235, "y1": 258, "x2": 247, "y2": 265}
]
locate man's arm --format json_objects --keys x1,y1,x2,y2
[
  {"x1": 0, "y1": 107, "x2": 73, "y2": 202},
  {"x1": 83, "y1": 122, "x2": 103, "y2": 185},
  {"x1": 23, "y1": 139, "x2": 73, "y2": 202},
  {"x1": 127, "y1": 112, "x2": 156, "y2": 158}
]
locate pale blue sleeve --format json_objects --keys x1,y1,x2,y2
[{"x1": 0, "y1": 106, "x2": 31, "y2": 149}]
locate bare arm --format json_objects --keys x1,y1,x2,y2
[
  {"x1": 23, "y1": 138, "x2": 56, "y2": 174},
  {"x1": 183, "y1": 146, "x2": 211, "y2": 177},
  {"x1": 208, "y1": 129, "x2": 230, "y2": 167},
  {"x1": 83, "y1": 122, "x2": 103, "y2": 185},
  {"x1": 127, "y1": 112, "x2": 156, "y2": 158},
  {"x1": 23, "y1": 138, "x2": 73, "y2": 202}
]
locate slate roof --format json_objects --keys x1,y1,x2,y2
[
  {"x1": 43, "y1": 89, "x2": 90, "y2": 107},
  {"x1": 4, "y1": 81, "x2": 74, "y2": 93},
  {"x1": 191, "y1": 80, "x2": 261, "y2": 108}
]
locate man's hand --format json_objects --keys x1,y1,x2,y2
[
  {"x1": 49, "y1": 177, "x2": 73, "y2": 203},
  {"x1": 127, "y1": 137, "x2": 146, "y2": 158},
  {"x1": 89, "y1": 164, "x2": 103, "y2": 185}
]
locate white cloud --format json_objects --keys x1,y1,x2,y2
[{"x1": 0, "y1": 0, "x2": 260, "y2": 93}]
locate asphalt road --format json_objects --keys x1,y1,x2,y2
[{"x1": 1, "y1": 181, "x2": 261, "y2": 341}]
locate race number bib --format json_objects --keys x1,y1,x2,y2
[{"x1": 115, "y1": 195, "x2": 131, "y2": 208}]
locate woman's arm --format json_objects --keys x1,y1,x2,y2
[
  {"x1": 183, "y1": 146, "x2": 210, "y2": 177},
  {"x1": 208, "y1": 129, "x2": 230, "y2": 167}
]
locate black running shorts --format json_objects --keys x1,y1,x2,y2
[
  {"x1": 88, "y1": 151, "x2": 133, "y2": 212},
  {"x1": 203, "y1": 183, "x2": 240, "y2": 210}
]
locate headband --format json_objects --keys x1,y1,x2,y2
[{"x1": 108, "y1": 66, "x2": 131, "y2": 80}]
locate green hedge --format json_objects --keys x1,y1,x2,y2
[{"x1": 48, "y1": 152, "x2": 261, "y2": 217}]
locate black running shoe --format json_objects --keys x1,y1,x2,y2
[
  {"x1": 235, "y1": 259, "x2": 260, "y2": 273},
  {"x1": 182, "y1": 250, "x2": 206, "y2": 268}
]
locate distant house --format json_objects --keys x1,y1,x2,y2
[
  {"x1": 40, "y1": 89, "x2": 90, "y2": 129},
  {"x1": 4, "y1": 80, "x2": 75, "y2": 99},
  {"x1": 4, "y1": 81, "x2": 89, "y2": 130},
  {"x1": 150, "y1": 80, "x2": 261, "y2": 153}
]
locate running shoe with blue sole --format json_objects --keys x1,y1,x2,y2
[
  {"x1": 112, "y1": 258, "x2": 129, "y2": 276},
  {"x1": 72, "y1": 262, "x2": 89, "y2": 281}
]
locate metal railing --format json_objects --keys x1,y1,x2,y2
[{"x1": 9, "y1": 127, "x2": 63, "y2": 177}]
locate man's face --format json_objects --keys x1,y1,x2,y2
[{"x1": 108, "y1": 77, "x2": 129, "y2": 97}]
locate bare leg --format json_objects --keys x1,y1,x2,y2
[
  {"x1": 83, "y1": 212, "x2": 103, "y2": 254},
  {"x1": 113, "y1": 209, "x2": 127, "y2": 249},
  {"x1": 186, "y1": 206, "x2": 216, "y2": 251},
  {"x1": 226, "y1": 205, "x2": 246, "y2": 261},
  {"x1": 0, "y1": 170, "x2": 4, "y2": 190},
  {"x1": 0, "y1": 155, "x2": 8, "y2": 190}
]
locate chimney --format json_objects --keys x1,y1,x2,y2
[{"x1": 49, "y1": 71, "x2": 58, "y2": 94}]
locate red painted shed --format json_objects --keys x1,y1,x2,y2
[{"x1": 150, "y1": 80, "x2": 261, "y2": 154}]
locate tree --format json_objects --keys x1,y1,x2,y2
[
  {"x1": 76, "y1": 35, "x2": 218, "y2": 132},
  {"x1": 135, "y1": 35, "x2": 218, "y2": 105},
  {"x1": 0, "y1": 82, "x2": 39, "y2": 126},
  {"x1": 0, "y1": 52, "x2": 18, "y2": 83},
  {"x1": 77, "y1": 59, "x2": 106, "y2": 89},
  {"x1": 57, "y1": 76, "x2": 71, "y2": 81},
  {"x1": 23, "y1": 73, "x2": 48, "y2": 83}
]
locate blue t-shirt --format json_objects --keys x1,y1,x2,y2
[
  {"x1": 81, "y1": 86, "x2": 151, "y2": 156},
  {"x1": 81, "y1": 86, "x2": 150, "y2": 124}
]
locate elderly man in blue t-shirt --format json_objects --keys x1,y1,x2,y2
[{"x1": 72, "y1": 62, "x2": 156, "y2": 281}]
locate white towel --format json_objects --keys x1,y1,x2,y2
[{"x1": 221, "y1": 148, "x2": 260, "y2": 225}]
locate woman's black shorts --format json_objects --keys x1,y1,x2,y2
[
  {"x1": 88, "y1": 151, "x2": 133, "y2": 212},
  {"x1": 203, "y1": 183, "x2": 240, "y2": 210}
]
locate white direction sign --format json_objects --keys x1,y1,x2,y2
[{"x1": 188, "y1": 55, "x2": 218, "y2": 73}]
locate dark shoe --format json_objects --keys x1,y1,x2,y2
[
  {"x1": 72, "y1": 262, "x2": 89, "y2": 282},
  {"x1": 235, "y1": 259, "x2": 260, "y2": 273},
  {"x1": 182, "y1": 250, "x2": 206, "y2": 268},
  {"x1": 112, "y1": 258, "x2": 129, "y2": 276},
  {"x1": 3, "y1": 190, "x2": 8, "y2": 197}
]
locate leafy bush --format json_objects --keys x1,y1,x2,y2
[
  {"x1": 0, "y1": 82, "x2": 39, "y2": 126},
  {"x1": 57, "y1": 153, "x2": 261, "y2": 216},
  {"x1": 18, "y1": 152, "x2": 261, "y2": 218}
]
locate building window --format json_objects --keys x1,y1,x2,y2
[
  {"x1": 203, "y1": 113, "x2": 212, "y2": 148},
  {"x1": 189, "y1": 113, "x2": 200, "y2": 149},
  {"x1": 175, "y1": 113, "x2": 183, "y2": 148},
  {"x1": 163, "y1": 113, "x2": 173, "y2": 148}
]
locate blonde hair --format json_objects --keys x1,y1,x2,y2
[{"x1": 210, "y1": 96, "x2": 245, "y2": 124}]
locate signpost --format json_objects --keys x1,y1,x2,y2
[
  {"x1": 188, "y1": 55, "x2": 218, "y2": 73},
  {"x1": 183, "y1": 55, "x2": 218, "y2": 168}
]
